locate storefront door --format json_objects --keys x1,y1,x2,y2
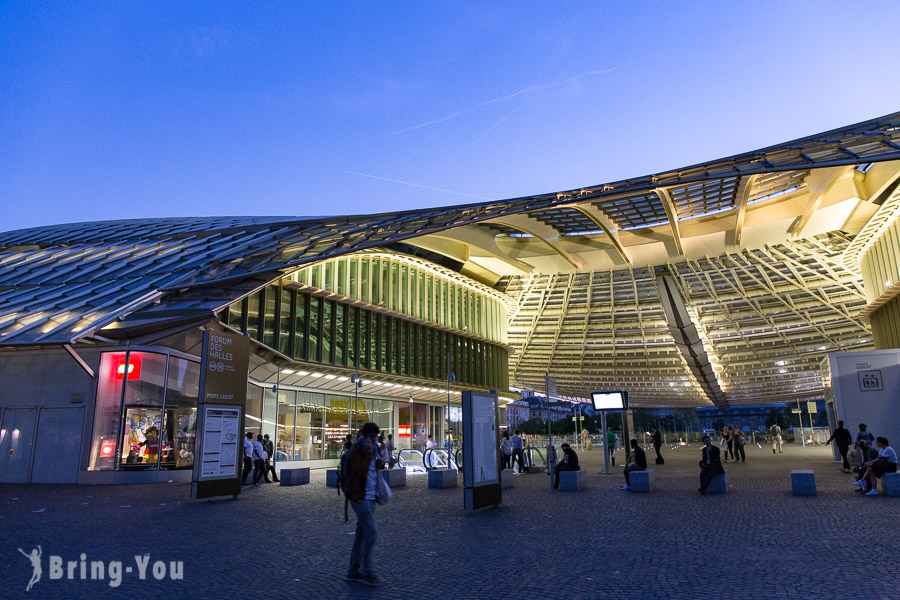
[
  {"x1": 0, "y1": 408, "x2": 37, "y2": 483},
  {"x1": 31, "y1": 407, "x2": 84, "y2": 484}
]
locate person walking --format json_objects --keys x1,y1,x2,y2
[
  {"x1": 511, "y1": 430, "x2": 525, "y2": 473},
  {"x1": 698, "y1": 435, "x2": 725, "y2": 495},
  {"x1": 386, "y1": 434, "x2": 396, "y2": 469},
  {"x1": 553, "y1": 443, "x2": 580, "y2": 489},
  {"x1": 650, "y1": 426, "x2": 663, "y2": 464},
  {"x1": 242, "y1": 432, "x2": 254, "y2": 484},
  {"x1": 500, "y1": 430, "x2": 512, "y2": 470},
  {"x1": 723, "y1": 427, "x2": 734, "y2": 462},
  {"x1": 732, "y1": 425, "x2": 746, "y2": 462},
  {"x1": 826, "y1": 420, "x2": 853, "y2": 473},
  {"x1": 252, "y1": 434, "x2": 267, "y2": 487},
  {"x1": 621, "y1": 439, "x2": 647, "y2": 490},
  {"x1": 263, "y1": 434, "x2": 279, "y2": 482},
  {"x1": 606, "y1": 427, "x2": 617, "y2": 466},
  {"x1": 771, "y1": 423, "x2": 783, "y2": 454},
  {"x1": 345, "y1": 422, "x2": 384, "y2": 587}
]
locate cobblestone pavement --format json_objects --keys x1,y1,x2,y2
[{"x1": 1, "y1": 442, "x2": 898, "y2": 599}]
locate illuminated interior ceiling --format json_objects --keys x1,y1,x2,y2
[{"x1": 2, "y1": 112, "x2": 900, "y2": 409}]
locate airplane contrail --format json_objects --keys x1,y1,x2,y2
[{"x1": 345, "y1": 171, "x2": 492, "y2": 200}]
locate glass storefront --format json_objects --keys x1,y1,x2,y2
[{"x1": 88, "y1": 350, "x2": 200, "y2": 471}]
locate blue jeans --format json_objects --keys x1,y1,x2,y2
[{"x1": 349, "y1": 500, "x2": 377, "y2": 575}]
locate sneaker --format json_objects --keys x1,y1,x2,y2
[
  {"x1": 344, "y1": 570, "x2": 362, "y2": 582},
  {"x1": 361, "y1": 573, "x2": 381, "y2": 587},
  {"x1": 852, "y1": 480, "x2": 865, "y2": 487},
  {"x1": 865, "y1": 489, "x2": 878, "y2": 496},
  {"x1": 621, "y1": 484, "x2": 629, "y2": 490},
  {"x1": 253, "y1": 482, "x2": 261, "y2": 488}
]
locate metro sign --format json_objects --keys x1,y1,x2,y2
[{"x1": 398, "y1": 425, "x2": 411, "y2": 437}]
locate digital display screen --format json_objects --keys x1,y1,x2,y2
[{"x1": 591, "y1": 391, "x2": 626, "y2": 411}]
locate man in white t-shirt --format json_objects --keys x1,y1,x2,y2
[
  {"x1": 242, "y1": 432, "x2": 254, "y2": 484},
  {"x1": 252, "y1": 434, "x2": 267, "y2": 487}
]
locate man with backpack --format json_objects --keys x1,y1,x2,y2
[{"x1": 343, "y1": 422, "x2": 384, "y2": 587}]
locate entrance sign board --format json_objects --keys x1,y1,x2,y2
[
  {"x1": 192, "y1": 329, "x2": 250, "y2": 500},
  {"x1": 462, "y1": 390, "x2": 501, "y2": 510}
]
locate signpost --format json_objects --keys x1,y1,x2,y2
[
  {"x1": 461, "y1": 390, "x2": 501, "y2": 510},
  {"x1": 192, "y1": 329, "x2": 250, "y2": 500}
]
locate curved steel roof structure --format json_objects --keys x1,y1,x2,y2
[{"x1": 3, "y1": 111, "x2": 900, "y2": 409}]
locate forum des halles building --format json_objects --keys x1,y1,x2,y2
[{"x1": 2, "y1": 112, "x2": 900, "y2": 484}]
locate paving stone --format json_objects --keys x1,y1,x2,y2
[{"x1": 0, "y1": 444, "x2": 895, "y2": 599}]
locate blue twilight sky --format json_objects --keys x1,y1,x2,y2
[{"x1": 2, "y1": 1, "x2": 899, "y2": 233}]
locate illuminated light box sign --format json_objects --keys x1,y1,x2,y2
[
  {"x1": 398, "y1": 425, "x2": 411, "y2": 437},
  {"x1": 591, "y1": 391, "x2": 627, "y2": 411},
  {"x1": 113, "y1": 357, "x2": 142, "y2": 380}
]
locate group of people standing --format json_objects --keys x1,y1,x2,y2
[
  {"x1": 720, "y1": 425, "x2": 747, "y2": 463},
  {"x1": 827, "y1": 421, "x2": 898, "y2": 496},
  {"x1": 500, "y1": 429, "x2": 526, "y2": 472},
  {"x1": 241, "y1": 432, "x2": 279, "y2": 486}
]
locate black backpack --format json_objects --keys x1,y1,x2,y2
[{"x1": 337, "y1": 444, "x2": 356, "y2": 521}]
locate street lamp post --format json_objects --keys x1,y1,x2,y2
[{"x1": 350, "y1": 359, "x2": 363, "y2": 434}]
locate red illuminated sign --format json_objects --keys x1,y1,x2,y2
[
  {"x1": 100, "y1": 438, "x2": 116, "y2": 457},
  {"x1": 113, "y1": 357, "x2": 142, "y2": 380},
  {"x1": 398, "y1": 425, "x2": 411, "y2": 437}
]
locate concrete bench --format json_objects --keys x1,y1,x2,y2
[
  {"x1": 501, "y1": 469, "x2": 514, "y2": 489},
  {"x1": 428, "y1": 468, "x2": 458, "y2": 489},
  {"x1": 876, "y1": 472, "x2": 900, "y2": 497},
  {"x1": 325, "y1": 469, "x2": 339, "y2": 487},
  {"x1": 629, "y1": 469, "x2": 653, "y2": 493},
  {"x1": 791, "y1": 470, "x2": 816, "y2": 496},
  {"x1": 558, "y1": 469, "x2": 586, "y2": 491},
  {"x1": 379, "y1": 468, "x2": 407, "y2": 488},
  {"x1": 280, "y1": 467, "x2": 310, "y2": 486},
  {"x1": 707, "y1": 470, "x2": 728, "y2": 494}
]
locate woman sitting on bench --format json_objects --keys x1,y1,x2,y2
[{"x1": 853, "y1": 437, "x2": 898, "y2": 496}]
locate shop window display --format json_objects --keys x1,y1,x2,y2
[
  {"x1": 160, "y1": 357, "x2": 199, "y2": 470},
  {"x1": 88, "y1": 352, "x2": 127, "y2": 470},
  {"x1": 119, "y1": 352, "x2": 167, "y2": 469}
]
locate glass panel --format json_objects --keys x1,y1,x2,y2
[
  {"x1": 358, "y1": 398, "x2": 393, "y2": 437},
  {"x1": 88, "y1": 352, "x2": 127, "y2": 470},
  {"x1": 349, "y1": 258, "x2": 358, "y2": 299},
  {"x1": 360, "y1": 258, "x2": 369, "y2": 303},
  {"x1": 324, "y1": 395, "x2": 351, "y2": 459},
  {"x1": 399, "y1": 264, "x2": 407, "y2": 313},
  {"x1": 160, "y1": 357, "x2": 200, "y2": 470},
  {"x1": 360, "y1": 310, "x2": 369, "y2": 370},
  {"x1": 279, "y1": 289, "x2": 292, "y2": 355},
  {"x1": 338, "y1": 259, "x2": 347, "y2": 296},
  {"x1": 399, "y1": 320, "x2": 408, "y2": 375},
  {"x1": 390, "y1": 262, "x2": 399, "y2": 312},
  {"x1": 397, "y1": 402, "x2": 411, "y2": 450},
  {"x1": 441, "y1": 280, "x2": 448, "y2": 327},
  {"x1": 227, "y1": 300, "x2": 243, "y2": 331},
  {"x1": 245, "y1": 384, "x2": 263, "y2": 437},
  {"x1": 119, "y1": 352, "x2": 167, "y2": 470},
  {"x1": 335, "y1": 303, "x2": 345, "y2": 366},
  {"x1": 391, "y1": 318, "x2": 400, "y2": 373},
  {"x1": 293, "y1": 293, "x2": 307, "y2": 360},
  {"x1": 418, "y1": 272, "x2": 425, "y2": 318},
  {"x1": 417, "y1": 325, "x2": 425, "y2": 378},
  {"x1": 347, "y1": 306, "x2": 358, "y2": 367},
  {"x1": 311, "y1": 264, "x2": 321, "y2": 289},
  {"x1": 247, "y1": 291, "x2": 261, "y2": 340},
  {"x1": 322, "y1": 300, "x2": 334, "y2": 363},
  {"x1": 324, "y1": 262, "x2": 334, "y2": 292},
  {"x1": 262, "y1": 285, "x2": 277, "y2": 347},
  {"x1": 371, "y1": 259, "x2": 381, "y2": 305},
  {"x1": 296, "y1": 391, "x2": 324, "y2": 460},
  {"x1": 426, "y1": 275, "x2": 433, "y2": 322},
  {"x1": 378, "y1": 314, "x2": 387, "y2": 371},
  {"x1": 410, "y1": 267, "x2": 418, "y2": 317},
  {"x1": 309, "y1": 296, "x2": 320, "y2": 361},
  {"x1": 424, "y1": 328, "x2": 432, "y2": 379},
  {"x1": 276, "y1": 389, "x2": 296, "y2": 461},
  {"x1": 381, "y1": 260, "x2": 390, "y2": 308}
]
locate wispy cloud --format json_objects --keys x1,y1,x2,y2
[
  {"x1": 344, "y1": 171, "x2": 492, "y2": 200},
  {"x1": 390, "y1": 67, "x2": 617, "y2": 136}
]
